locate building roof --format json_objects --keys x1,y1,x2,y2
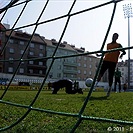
[
  {"x1": 117, "y1": 61, "x2": 128, "y2": 67},
  {"x1": 44, "y1": 38, "x2": 77, "y2": 52},
  {"x1": 70, "y1": 44, "x2": 97, "y2": 58},
  {"x1": 6, "y1": 30, "x2": 46, "y2": 44}
]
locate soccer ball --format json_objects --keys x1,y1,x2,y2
[{"x1": 85, "y1": 78, "x2": 93, "y2": 87}]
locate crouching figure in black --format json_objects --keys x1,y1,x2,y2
[{"x1": 48, "y1": 79, "x2": 83, "y2": 94}]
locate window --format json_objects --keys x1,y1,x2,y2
[
  {"x1": 30, "y1": 43, "x2": 34, "y2": 48},
  {"x1": 9, "y1": 39, "x2": 14, "y2": 44},
  {"x1": 84, "y1": 64, "x2": 87, "y2": 67},
  {"x1": 40, "y1": 45, "x2": 44, "y2": 50},
  {"x1": 78, "y1": 63, "x2": 81, "y2": 66},
  {"x1": 9, "y1": 58, "x2": 14, "y2": 63},
  {"x1": 57, "y1": 59, "x2": 61, "y2": 61},
  {"x1": 64, "y1": 59, "x2": 68, "y2": 62},
  {"x1": 49, "y1": 73, "x2": 53, "y2": 78},
  {"x1": 71, "y1": 75, "x2": 74, "y2": 78},
  {"x1": 39, "y1": 61, "x2": 43, "y2": 65},
  {"x1": 78, "y1": 70, "x2": 81, "y2": 74},
  {"x1": 71, "y1": 60, "x2": 75, "y2": 63},
  {"x1": 57, "y1": 73, "x2": 61, "y2": 78},
  {"x1": 29, "y1": 61, "x2": 33, "y2": 64},
  {"x1": 89, "y1": 71, "x2": 92, "y2": 75},
  {"x1": 21, "y1": 61, "x2": 24, "y2": 64},
  {"x1": 64, "y1": 74, "x2": 67, "y2": 77},
  {"x1": 29, "y1": 69, "x2": 33, "y2": 73},
  {"x1": 84, "y1": 57, "x2": 87, "y2": 60},
  {"x1": 9, "y1": 48, "x2": 14, "y2": 53},
  {"x1": 20, "y1": 68, "x2": 24, "y2": 73},
  {"x1": 58, "y1": 65, "x2": 61, "y2": 70},
  {"x1": 78, "y1": 77, "x2": 81, "y2": 80},
  {"x1": 0, "y1": 32, "x2": 2, "y2": 40},
  {"x1": 39, "y1": 70, "x2": 43, "y2": 74},
  {"x1": 84, "y1": 70, "x2": 87, "y2": 75},
  {"x1": 29, "y1": 51, "x2": 34, "y2": 55},
  {"x1": 64, "y1": 51, "x2": 67, "y2": 55},
  {"x1": 8, "y1": 67, "x2": 13, "y2": 72},
  {"x1": 20, "y1": 41, "x2": 24, "y2": 45},
  {"x1": 78, "y1": 56, "x2": 81, "y2": 60},
  {"x1": 20, "y1": 50, "x2": 24, "y2": 55},
  {"x1": 48, "y1": 48, "x2": 52, "y2": 52},
  {"x1": 39, "y1": 53, "x2": 43, "y2": 57}
]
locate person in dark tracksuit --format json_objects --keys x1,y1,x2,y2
[
  {"x1": 48, "y1": 79, "x2": 83, "y2": 94},
  {"x1": 114, "y1": 67, "x2": 122, "y2": 92}
]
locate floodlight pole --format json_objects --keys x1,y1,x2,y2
[{"x1": 123, "y1": 3, "x2": 133, "y2": 89}]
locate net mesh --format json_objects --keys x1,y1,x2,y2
[{"x1": 0, "y1": 0, "x2": 133, "y2": 132}]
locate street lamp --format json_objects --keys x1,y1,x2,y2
[{"x1": 123, "y1": 3, "x2": 133, "y2": 89}]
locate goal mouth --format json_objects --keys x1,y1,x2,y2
[{"x1": 0, "y1": 0, "x2": 19, "y2": 14}]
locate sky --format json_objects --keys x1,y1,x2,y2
[{"x1": 0, "y1": 0, "x2": 133, "y2": 61}]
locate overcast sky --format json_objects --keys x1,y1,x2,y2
[{"x1": 1, "y1": 0, "x2": 133, "y2": 61}]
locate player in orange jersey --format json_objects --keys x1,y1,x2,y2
[{"x1": 95, "y1": 33, "x2": 126, "y2": 97}]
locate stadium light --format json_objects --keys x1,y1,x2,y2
[{"x1": 123, "y1": 3, "x2": 133, "y2": 89}]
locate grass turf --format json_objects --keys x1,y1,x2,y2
[{"x1": 0, "y1": 90, "x2": 133, "y2": 133}]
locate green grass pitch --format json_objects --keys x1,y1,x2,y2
[{"x1": 0, "y1": 90, "x2": 133, "y2": 133}]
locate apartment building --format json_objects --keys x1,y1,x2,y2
[
  {"x1": 0, "y1": 23, "x2": 6, "y2": 72},
  {"x1": 129, "y1": 60, "x2": 133, "y2": 84},
  {"x1": 117, "y1": 60, "x2": 133, "y2": 89},
  {"x1": 4, "y1": 30, "x2": 47, "y2": 77},
  {"x1": 117, "y1": 61, "x2": 128, "y2": 84},
  {"x1": 45, "y1": 39, "x2": 77, "y2": 80},
  {"x1": 71, "y1": 46, "x2": 100, "y2": 81}
]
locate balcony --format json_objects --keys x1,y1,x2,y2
[
  {"x1": 27, "y1": 64, "x2": 47, "y2": 69},
  {"x1": 63, "y1": 61, "x2": 77, "y2": 67},
  {"x1": 63, "y1": 68, "x2": 77, "y2": 74}
]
